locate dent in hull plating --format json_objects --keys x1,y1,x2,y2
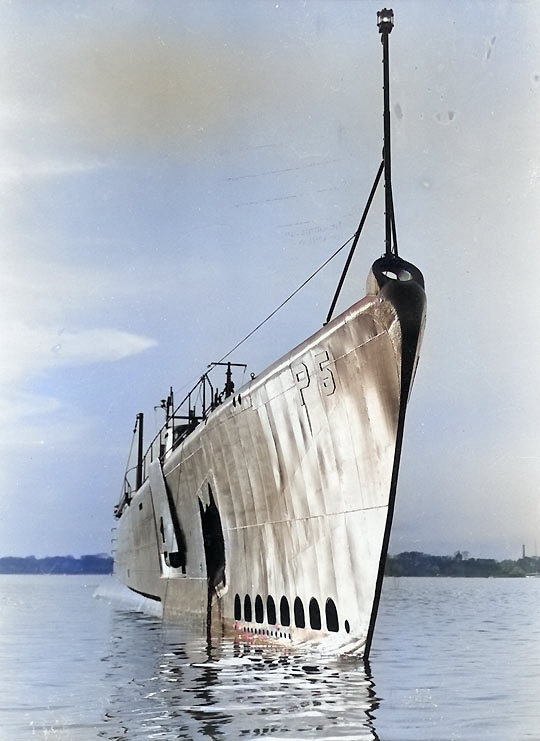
[{"x1": 114, "y1": 269, "x2": 426, "y2": 655}]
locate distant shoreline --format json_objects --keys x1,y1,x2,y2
[
  {"x1": 2, "y1": 551, "x2": 539, "y2": 577},
  {"x1": 385, "y1": 551, "x2": 540, "y2": 578},
  {"x1": 0, "y1": 555, "x2": 113, "y2": 575}
]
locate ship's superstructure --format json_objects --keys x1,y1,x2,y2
[{"x1": 113, "y1": 9, "x2": 426, "y2": 658}]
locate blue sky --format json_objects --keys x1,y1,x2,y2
[{"x1": 1, "y1": 0, "x2": 539, "y2": 560}]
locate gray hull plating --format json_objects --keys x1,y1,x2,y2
[{"x1": 114, "y1": 271, "x2": 426, "y2": 655}]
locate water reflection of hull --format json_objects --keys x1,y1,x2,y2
[
  {"x1": 101, "y1": 604, "x2": 381, "y2": 740},
  {"x1": 114, "y1": 259, "x2": 425, "y2": 656}
]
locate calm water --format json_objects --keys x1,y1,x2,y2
[{"x1": 0, "y1": 576, "x2": 539, "y2": 740}]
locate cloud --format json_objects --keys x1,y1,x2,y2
[
  {"x1": 0, "y1": 238, "x2": 157, "y2": 386},
  {"x1": 46, "y1": 327, "x2": 156, "y2": 364},
  {"x1": 0, "y1": 196, "x2": 157, "y2": 455},
  {"x1": 0, "y1": 389, "x2": 84, "y2": 448},
  {"x1": 0, "y1": 319, "x2": 156, "y2": 451},
  {"x1": 0, "y1": 152, "x2": 106, "y2": 184},
  {"x1": 1, "y1": 322, "x2": 156, "y2": 386}
]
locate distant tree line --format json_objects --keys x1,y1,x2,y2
[
  {"x1": 0, "y1": 554, "x2": 113, "y2": 575},
  {"x1": 3, "y1": 551, "x2": 540, "y2": 577},
  {"x1": 385, "y1": 551, "x2": 540, "y2": 578}
]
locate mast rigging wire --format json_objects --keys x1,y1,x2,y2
[
  {"x1": 217, "y1": 230, "x2": 356, "y2": 365},
  {"x1": 325, "y1": 159, "x2": 384, "y2": 325},
  {"x1": 169, "y1": 221, "x2": 362, "y2": 405}
]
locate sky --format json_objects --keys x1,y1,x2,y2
[{"x1": 1, "y1": 0, "x2": 539, "y2": 561}]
